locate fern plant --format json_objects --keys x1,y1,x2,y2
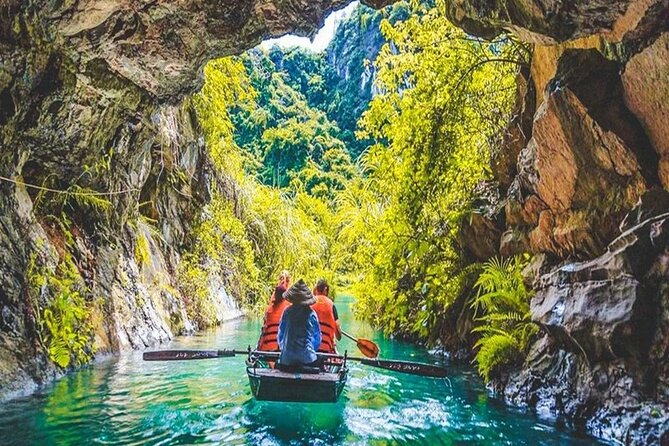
[
  {"x1": 27, "y1": 245, "x2": 95, "y2": 369},
  {"x1": 471, "y1": 254, "x2": 539, "y2": 382}
]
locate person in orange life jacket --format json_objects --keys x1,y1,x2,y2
[
  {"x1": 257, "y1": 270, "x2": 292, "y2": 351},
  {"x1": 277, "y1": 279, "x2": 322, "y2": 369},
  {"x1": 311, "y1": 279, "x2": 341, "y2": 353}
]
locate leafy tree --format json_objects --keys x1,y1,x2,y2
[
  {"x1": 345, "y1": 0, "x2": 523, "y2": 341},
  {"x1": 232, "y1": 49, "x2": 359, "y2": 192},
  {"x1": 189, "y1": 56, "x2": 341, "y2": 319}
]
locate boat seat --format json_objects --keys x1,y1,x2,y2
[{"x1": 277, "y1": 364, "x2": 322, "y2": 374}]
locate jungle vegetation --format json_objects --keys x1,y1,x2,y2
[{"x1": 187, "y1": 0, "x2": 534, "y2": 380}]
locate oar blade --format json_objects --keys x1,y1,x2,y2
[
  {"x1": 356, "y1": 339, "x2": 380, "y2": 358},
  {"x1": 360, "y1": 358, "x2": 447, "y2": 378},
  {"x1": 143, "y1": 349, "x2": 235, "y2": 361}
]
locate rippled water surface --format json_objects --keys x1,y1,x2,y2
[{"x1": 0, "y1": 295, "x2": 605, "y2": 445}]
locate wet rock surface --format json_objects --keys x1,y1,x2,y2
[{"x1": 504, "y1": 210, "x2": 669, "y2": 444}]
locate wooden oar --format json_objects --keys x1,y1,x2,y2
[
  {"x1": 142, "y1": 349, "x2": 241, "y2": 361},
  {"x1": 143, "y1": 349, "x2": 447, "y2": 378},
  {"x1": 341, "y1": 330, "x2": 380, "y2": 358},
  {"x1": 359, "y1": 358, "x2": 447, "y2": 378}
]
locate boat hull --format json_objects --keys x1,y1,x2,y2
[{"x1": 247, "y1": 366, "x2": 347, "y2": 403}]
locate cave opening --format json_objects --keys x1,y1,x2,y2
[{"x1": 0, "y1": 1, "x2": 668, "y2": 443}]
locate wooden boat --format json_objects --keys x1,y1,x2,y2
[
  {"x1": 143, "y1": 349, "x2": 447, "y2": 403},
  {"x1": 246, "y1": 356, "x2": 348, "y2": 403}
]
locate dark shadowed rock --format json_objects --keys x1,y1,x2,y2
[
  {"x1": 444, "y1": 0, "x2": 668, "y2": 44},
  {"x1": 458, "y1": 182, "x2": 503, "y2": 262},
  {"x1": 492, "y1": 68, "x2": 535, "y2": 191},
  {"x1": 499, "y1": 228, "x2": 529, "y2": 257},
  {"x1": 504, "y1": 212, "x2": 669, "y2": 444},
  {"x1": 515, "y1": 50, "x2": 653, "y2": 259},
  {"x1": 620, "y1": 188, "x2": 669, "y2": 232}
]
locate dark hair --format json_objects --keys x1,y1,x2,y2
[
  {"x1": 274, "y1": 285, "x2": 286, "y2": 303},
  {"x1": 315, "y1": 279, "x2": 328, "y2": 294}
]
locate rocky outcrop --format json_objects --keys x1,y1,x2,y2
[
  {"x1": 0, "y1": 100, "x2": 243, "y2": 401},
  {"x1": 444, "y1": 0, "x2": 668, "y2": 44},
  {"x1": 505, "y1": 49, "x2": 655, "y2": 260},
  {"x1": 459, "y1": 182, "x2": 504, "y2": 262},
  {"x1": 454, "y1": 0, "x2": 669, "y2": 443},
  {"x1": 4, "y1": 0, "x2": 352, "y2": 102},
  {"x1": 622, "y1": 32, "x2": 669, "y2": 188},
  {"x1": 504, "y1": 207, "x2": 669, "y2": 445}
]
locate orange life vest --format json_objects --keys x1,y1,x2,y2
[
  {"x1": 257, "y1": 299, "x2": 290, "y2": 351},
  {"x1": 311, "y1": 294, "x2": 338, "y2": 353}
]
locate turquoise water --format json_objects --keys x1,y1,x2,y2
[{"x1": 0, "y1": 295, "x2": 605, "y2": 445}]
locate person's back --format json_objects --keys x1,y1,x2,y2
[
  {"x1": 278, "y1": 280, "x2": 321, "y2": 367},
  {"x1": 312, "y1": 294, "x2": 338, "y2": 353},
  {"x1": 257, "y1": 271, "x2": 292, "y2": 351}
]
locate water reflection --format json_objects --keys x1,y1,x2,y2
[
  {"x1": 0, "y1": 295, "x2": 606, "y2": 445},
  {"x1": 244, "y1": 400, "x2": 347, "y2": 445}
]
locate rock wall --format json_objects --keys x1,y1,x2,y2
[
  {"x1": 455, "y1": 0, "x2": 669, "y2": 443},
  {"x1": 0, "y1": 0, "x2": 354, "y2": 401}
]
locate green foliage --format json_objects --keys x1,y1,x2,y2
[
  {"x1": 34, "y1": 181, "x2": 113, "y2": 220},
  {"x1": 186, "y1": 57, "x2": 263, "y2": 326},
  {"x1": 188, "y1": 57, "x2": 338, "y2": 320},
  {"x1": 134, "y1": 232, "x2": 151, "y2": 267},
  {"x1": 177, "y1": 254, "x2": 217, "y2": 328},
  {"x1": 195, "y1": 57, "x2": 257, "y2": 182},
  {"x1": 322, "y1": 4, "x2": 404, "y2": 158},
  {"x1": 181, "y1": 196, "x2": 261, "y2": 324},
  {"x1": 472, "y1": 255, "x2": 539, "y2": 382},
  {"x1": 27, "y1": 249, "x2": 95, "y2": 369},
  {"x1": 232, "y1": 49, "x2": 355, "y2": 190},
  {"x1": 345, "y1": 0, "x2": 523, "y2": 341},
  {"x1": 187, "y1": 1, "x2": 528, "y2": 353},
  {"x1": 228, "y1": 2, "x2": 406, "y2": 185},
  {"x1": 473, "y1": 333, "x2": 522, "y2": 382}
]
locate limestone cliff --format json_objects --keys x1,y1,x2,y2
[{"x1": 455, "y1": 0, "x2": 669, "y2": 443}]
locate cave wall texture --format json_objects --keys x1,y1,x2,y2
[
  {"x1": 0, "y1": 0, "x2": 668, "y2": 443},
  {"x1": 452, "y1": 0, "x2": 669, "y2": 443}
]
